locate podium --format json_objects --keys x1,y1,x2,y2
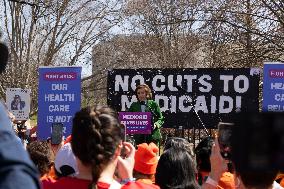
[{"x1": 118, "y1": 112, "x2": 152, "y2": 135}]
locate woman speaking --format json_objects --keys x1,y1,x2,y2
[{"x1": 128, "y1": 84, "x2": 164, "y2": 146}]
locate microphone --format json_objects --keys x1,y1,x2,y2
[
  {"x1": 140, "y1": 100, "x2": 157, "y2": 118},
  {"x1": 139, "y1": 101, "x2": 146, "y2": 105}
]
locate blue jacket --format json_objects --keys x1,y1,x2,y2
[{"x1": 0, "y1": 102, "x2": 40, "y2": 189}]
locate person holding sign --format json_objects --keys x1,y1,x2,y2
[{"x1": 129, "y1": 84, "x2": 164, "y2": 146}]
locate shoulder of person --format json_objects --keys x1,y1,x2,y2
[
  {"x1": 42, "y1": 177, "x2": 90, "y2": 189},
  {"x1": 147, "y1": 100, "x2": 157, "y2": 105},
  {"x1": 273, "y1": 181, "x2": 284, "y2": 189},
  {"x1": 121, "y1": 181, "x2": 160, "y2": 189},
  {"x1": 130, "y1": 102, "x2": 140, "y2": 106}
]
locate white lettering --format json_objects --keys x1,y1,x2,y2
[
  {"x1": 275, "y1": 93, "x2": 284, "y2": 101},
  {"x1": 152, "y1": 75, "x2": 165, "y2": 91},
  {"x1": 115, "y1": 75, "x2": 129, "y2": 92},
  {"x1": 271, "y1": 83, "x2": 284, "y2": 90},
  {"x1": 211, "y1": 96, "x2": 216, "y2": 113},
  {"x1": 131, "y1": 75, "x2": 144, "y2": 91},
  {"x1": 179, "y1": 95, "x2": 192, "y2": 112},
  {"x1": 51, "y1": 84, "x2": 68, "y2": 90},
  {"x1": 234, "y1": 75, "x2": 249, "y2": 93},
  {"x1": 121, "y1": 95, "x2": 137, "y2": 111},
  {"x1": 168, "y1": 75, "x2": 178, "y2": 91},
  {"x1": 236, "y1": 96, "x2": 242, "y2": 112},
  {"x1": 195, "y1": 95, "x2": 208, "y2": 113},
  {"x1": 155, "y1": 95, "x2": 169, "y2": 112},
  {"x1": 198, "y1": 75, "x2": 212, "y2": 92},
  {"x1": 220, "y1": 75, "x2": 234, "y2": 93},
  {"x1": 170, "y1": 95, "x2": 177, "y2": 113},
  {"x1": 48, "y1": 105, "x2": 70, "y2": 112},
  {"x1": 54, "y1": 116, "x2": 72, "y2": 122},
  {"x1": 219, "y1": 96, "x2": 233, "y2": 113},
  {"x1": 45, "y1": 94, "x2": 75, "y2": 102},
  {"x1": 184, "y1": 75, "x2": 197, "y2": 92}
]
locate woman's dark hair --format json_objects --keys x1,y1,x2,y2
[
  {"x1": 194, "y1": 136, "x2": 214, "y2": 172},
  {"x1": 27, "y1": 141, "x2": 52, "y2": 177},
  {"x1": 135, "y1": 84, "x2": 152, "y2": 100},
  {"x1": 71, "y1": 106, "x2": 122, "y2": 189},
  {"x1": 155, "y1": 148, "x2": 200, "y2": 189}
]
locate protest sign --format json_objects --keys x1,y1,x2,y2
[
  {"x1": 38, "y1": 67, "x2": 82, "y2": 140},
  {"x1": 119, "y1": 112, "x2": 152, "y2": 134},
  {"x1": 6, "y1": 88, "x2": 31, "y2": 120},
  {"x1": 108, "y1": 68, "x2": 260, "y2": 128},
  {"x1": 263, "y1": 62, "x2": 284, "y2": 112}
]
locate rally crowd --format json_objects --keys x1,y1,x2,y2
[{"x1": 1, "y1": 42, "x2": 284, "y2": 189}]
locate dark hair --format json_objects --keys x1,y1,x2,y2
[
  {"x1": 231, "y1": 113, "x2": 279, "y2": 188},
  {"x1": 71, "y1": 106, "x2": 122, "y2": 189},
  {"x1": 135, "y1": 84, "x2": 152, "y2": 100},
  {"x1": 0, "y1": 42, "x2": 8, "y2": 74},
  {"x1": 194, "y1": 136, "x2": 214, "y2": 172},
  {"x1": 155, "y1": 148, "x2": 200, "y2": 189},
  {"x1": 27, "y1": 141, "x2": 52, "y2": 177},
  {"x1": 164, "y1": 137, "x2": 193, "y2": 157}
]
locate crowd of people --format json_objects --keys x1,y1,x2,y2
[{"x1": 1, "y1": 40, "x2": 284, "y2": 189}]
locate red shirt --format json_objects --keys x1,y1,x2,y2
[
  {"x1": 42, "y1": 177, "x2": 159, "y2": 189},
  {"x1": 122, "y1": 181, "x2": 160, "y2": 189},
  {"x1": 42, "y1": 177, "x2": 91, "y2": 189},
  {"x1": 42, "y1": 177, "x2": 110, "y2": 189}
]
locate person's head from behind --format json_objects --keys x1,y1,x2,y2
[
  {"x1": 194, "y1": 136, "x2": 214, "y2": 173},
  {"x1": 164, "y1": 137, "x2": 194, "y2": 157},
  {"x1": 155, "y1": 147, "x2": 200, "y2": 189},
  {"x1": 27, "y1": 141, "x2": 53, "y2": 177},
  {"x1": 134, "y1": 142, "x2": 158, "y2": 181},
  {"x1": 54, "y1": 143, "x2": 78, "y2": 178},
  {"x1": 0, "y1": 42, "x2": 8, "y2": 74},
  {"x1": 135, "y1": 84, "x2": 152, "y2": 101},
  {"x1": 231, "y1": 112, "x2": 281, "y2": 189},
  {"x1": 71, "y1": 106, "x2": 122, "y2": 188}
]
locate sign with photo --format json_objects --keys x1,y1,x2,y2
[
  {"x1": 6, "y1": 88, "x2": 31, "y2": 120},
  {"x1": 108, "y1": 68, "x2": 261, "y2": 129}
]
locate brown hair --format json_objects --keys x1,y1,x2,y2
[
  {"x1": 71, "y1": 106, "x2": 122, "y2": 189},
  {"x1": 135, "y1": 84, "x2": 152, "y2": 100},
  {"x1": 27, "y1": 141, "x2": 53, "y2": 177}
]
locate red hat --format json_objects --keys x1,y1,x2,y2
[{"x1": 134, "y1": 143, "x2": 158, "y2": 175}]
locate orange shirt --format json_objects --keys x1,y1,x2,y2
[
  {"x1": 218, "y1": 172, "x2": 236, "y2": 189},
  {"x1": 199, "y1": 171, "x2": 235, "y2": 189},
  {"x1": 280, "y1": 179, "x2": 284, "y2": 187},
  {"x1": 276, "y1": 174, "x2": 284, "y2": 187},
  {"x1": 40, "y1": 165, "x2": 57, "y2": 181}
]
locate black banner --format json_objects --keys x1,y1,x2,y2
[{"x1": 107, "y1": 68, "x2": 260, "y2": 129}]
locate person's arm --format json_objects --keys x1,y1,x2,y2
[
  {"x1": 116, "y1": 142, "x2": 135, "y2": 181},
  {"x1": 0, "y1": 102, "x2": 40, "y2": 189},
  {"x1": 201, "y1": 138, "x2": 227, "y2": 189},
  {"x1": 152, "y1": 101, "x2": 164, "y2": 129}
]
